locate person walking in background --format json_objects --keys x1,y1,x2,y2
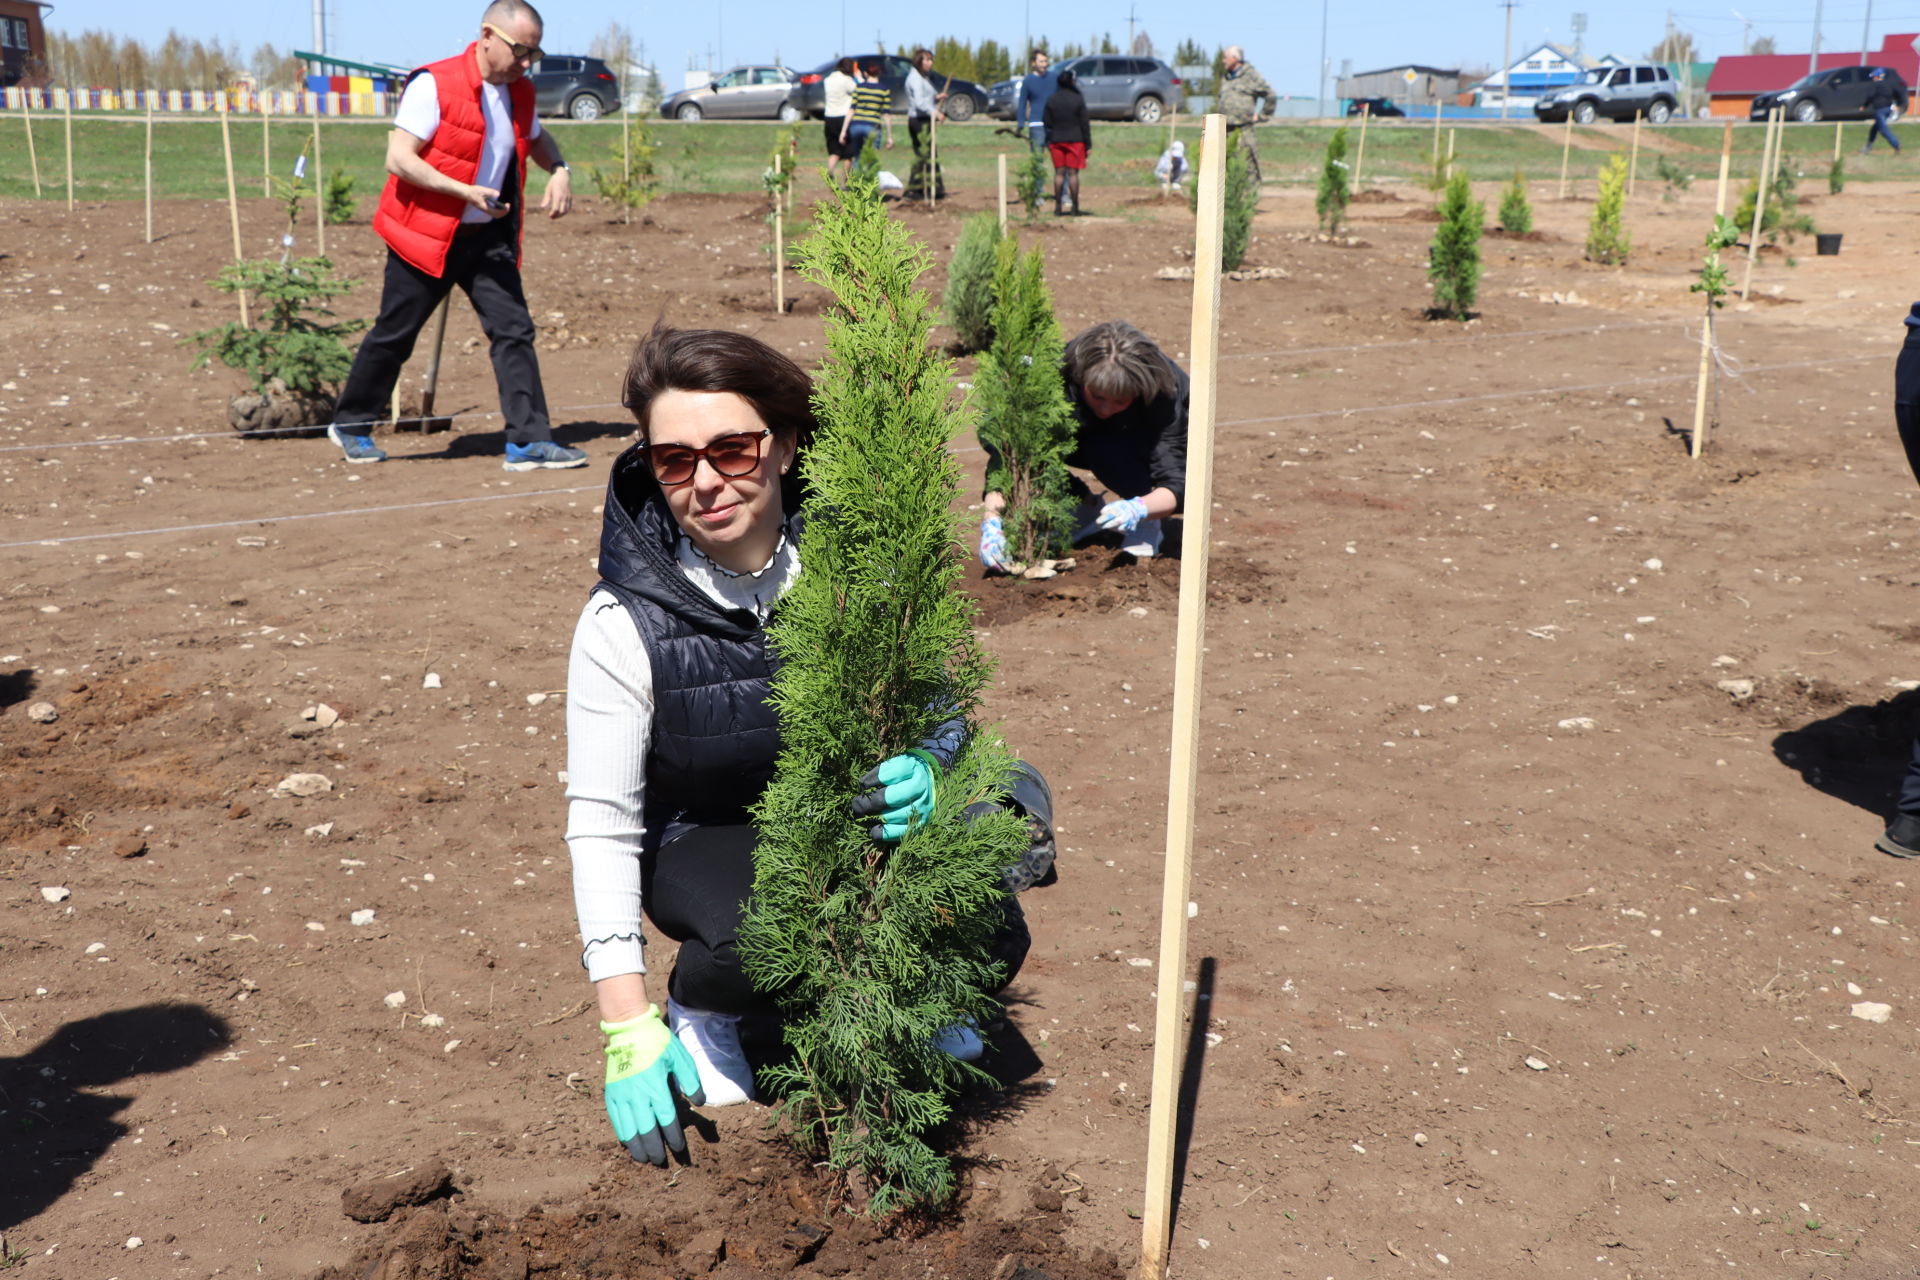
[
  {"x1": 326, "y1": 0, "x2": 586, "y2": 472},
  {"x1": 840, "y1": 60, "x2": 893, "y2": 165},
  {"x1": 1042, "y1": 68, "x2": 1090, "y2": 216},
  {"x1": 1863, "y1": 67, "x2": 1902, "y2": 154},
  {"x1": 1217, "y1": 44, "x2": 1275, "y2": 186},
  {"x1": 903, "y1": 47, "x2": 948, "y2": 200},
  {"x1": 1014, "y1": 49, "x2": 1057, "y2": 153},
  {"x1": 821, "y1": 57, "x2": 857, "y2": 182}
]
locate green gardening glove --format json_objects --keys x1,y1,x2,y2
[
  {"x1": 851, "y1": 749, "x2": 940, "y2": 843},
  {"x1": 602, "y1": 1005, "x2": 704, "y2": 1166}
]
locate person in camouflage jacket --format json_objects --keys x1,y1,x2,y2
[{"x1": 1216, "y1": 46, "x2": 1274, "y2": 126}]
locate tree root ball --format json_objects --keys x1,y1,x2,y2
[{"x1": 228, "y1": 380, "x2": 335, "y2": 438}]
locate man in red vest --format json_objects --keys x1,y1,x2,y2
[{"x1": 327, "y1": 0, "x2": 586, "y2": 471}]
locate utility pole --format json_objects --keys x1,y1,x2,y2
[
  {"x1": 1499, "y1": 0, "x2": 1516, "y2": 120},
  {"x1": 311, "y1": 0, "x2": 327, "y2": 57},
  {"x1": 1809, "y1": 0, "x2": 1824, "y2": 75},
  {"x1": 1128, "y1": 3, "x2": 1137, "y2": 59},
  {"x1": 1317, "y1": 0, "x2": 1329, "y2": 117},
  {"x1": 1571, "y1": 12, "x2": 1587, "y2": 62},
  {"x1": 1730, "y1": 9, "x2": 1750, "y2": 55},
  {"x1": 1860, "y1": 0, "x2": 1874, "y2": 64}
]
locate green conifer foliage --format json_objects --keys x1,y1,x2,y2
[
  {"x1": 1188, "y1": 134, "x2": 1256, "y2": 269},
  {"x1": 1315, "y1": 126, "x2": 1350, "y2": 234},
  {"x1": 740, "y1": 173, "x2": 1029, "y2": 1215},
  {"x1": 1018, "y1": 146, "x2": 1049, "y2": 219},
  {"x1": 187, "y1": 257, "x2": 365, "y2": 395},
  {"x1": 1585, "y1": 153, "x2": 1630, "y2": 265},
  {"x1": 976, "y1": 238, "x2": 1076, "y2": 567},
  {"x1": 942, "y1": 212, "x2": 1003, "y2": 353},
  {"x1": 1497, "y1": 171, "x2": 1532, "y2": 234},
  {"x1": 1427, "y1": 170, "x2": 1483, "y2": 320}
]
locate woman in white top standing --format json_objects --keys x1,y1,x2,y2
[{"x1": 820, "y1": 57, "x2": 858, "y2": 183}]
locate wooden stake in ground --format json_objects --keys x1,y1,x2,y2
[
  {"x1": 997, "y1": 152, "x2": 1008, "y2": 234},
  {"x1": 262, "y1": 94, "x2": 271, "y2": 196},
  {"x1": 772, "y1": 153, "x2": 786, "y2": 314},
  {"x1": 419, "y1": 297, "x2": 453, "y2": 429},
  {"x1": 1559, "y1": 109, "x2": 1574, "y2": 198},
  {"x1": 1446, "y1": 126, "x2": 1455, "y2": 179},
  {"x1": 929, "y1": 111, "x2": 939, "y2": 212},
  {"x1": 1137, "y1": 109, "x2": 1226, "y2": 1280},
  {"x1": 219, "y1": 96, "x2": 249, "y2": 327},
  {"x1": 1741, "y1": 106, "x2": 1779, "y2": 300},
  {"x1": 144, "y1": 91, "x2": 154, "y2": 243},
  {"x1": 63, "y1": 83, "x2": 74, "y2": 210},
  {"x1": 1691, "y1": 121, "x2": 1735, "y2": 462},
  {"x1": 1628, "y1": 110, "x2": 1642, "y2": 196},
  {"x1": 20, "y1": 88, "x2": 41, "y2": 197},
  {"x1": 1834, "y1": 119, "x2": 1844, "y2": 162},
  {"x1": 1431, "y1": 97, "x2": 1443, "y2": 163},
  {"x1": 312, "y1": 115, "x2": 326, "y2": 256},
  {"x1": 1351, "y1": 101, "x2": 1369, "y2": 195}
]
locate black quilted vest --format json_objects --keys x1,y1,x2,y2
[{"x1": 591, "y1": 444, "x2": 807, "y2": 851}]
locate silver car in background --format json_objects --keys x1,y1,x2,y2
[
  {"x1": 989, "y1": 56, "x2": 1182, "y2": 124},
  {"x1": 661, "y1": 65, "x2": 801, "y2": 121}
]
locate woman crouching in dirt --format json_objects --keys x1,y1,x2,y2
[
  {"x1": 565, "y1": 324, "x2": 1056, "y2": 1166},
  {"x1": 979, "y1": 319, "x2": 1190, "y2": 569}
]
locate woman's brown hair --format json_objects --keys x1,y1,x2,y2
[{"x1": 621, "y1": 322, "x2": 816, "y2": 450}]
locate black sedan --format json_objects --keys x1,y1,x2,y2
[
  {"x1": 1345, "y1": 96, "x2": 1405, "y2": 117},
  {"x1": 789, "y1": 54, "x2": 988, "y2": 121},
  {"x1": 1750, "y1": 65, "x2": 1907, "y2": 123}
]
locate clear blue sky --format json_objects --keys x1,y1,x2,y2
[{"x1": 47, "y1": 0, "x2": 1920, "y2": 94}]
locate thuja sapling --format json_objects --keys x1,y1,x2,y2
[
  {"x1": 739, "y1": 171, "x2": 1030, "y2": 1214},
  {"x1": 1018, "y1": 146, "x2": 1048, "y2": 220},
  {"x1": 975, "y1": 237, "x2": 1077, "y2": 569},
  {"x1": 590, "y1": 118, "x2": 659, "y2": 225},
  {"x1": 1189, "y1": 135, "x2": 1256, "y2": 269},
  {"x1": 1497, "y1": 171, "x2": 1533, "y2": 234},
  {"x1": 1315, "y1": 126, "x2": 1350, "y2": 234},
  {"x1": 942, "y1": 212, "x2": 1003, "y2": 353},
  {"x1": 1586, "y1": 153, "x2": 1631, "y2": 265},
  {"x1": 1427, "y1": 170, "x2": 1483, "y2": 320}
]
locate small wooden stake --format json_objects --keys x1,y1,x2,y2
[
  {"x1": 312, "y1": 115, "x2": 326, "y2": 256},
  {"x1": 929, "y1": 111, "x2": 939, "y2": 212},
  {"x1": 1691, "y1": 121, "x2": 1735, "y2": 462},
  {"x1": 621, "y1": 108, "x2": 633, "y2": 225},
  {"x1": 1351, "y1": 102, "x2": 1369, "y2": 195},
  {"x1": 1446, "y1": 126, "x2": 1455, "y2": 179},
  {"x1": 419, "y1": 296, "x2": 453, "y2": 426},
  {"x1": 1136, "y1": 111, "x2": 1225, "y2": 1280},
  {"x1": 773, "y1": 153, "x2": 786, "y2": 314},
  {"x1": 1741, "y1": 107, "x2": 1779, "y2": 300},
  {"x1": 997, "y1": 152, "x2": 1008, "y2": 234},
  {"x1": 220, "y1": 96, "x2": 249, "y2": 327},
  {"x1": 63, "y1": 84, "x2": 74, "y2": 210},
  {"x1": 1628, "y1": 110, "x2": 1642, "y2": 195},
  {"x1": 20, "y1": 88, "x2": 41, "y2": 197},
  {"x1": 1559, "y1": 109, "x2": 1574, "y2": 198},
  {"x1": 1431, "y1": 97, "x2": 1443, "y2": 161},
  {"x1": 1834, "y1": 119, "x2": 1844, "y2": 162},
  {"x1": 144, "y1": 91, "x2": 154, "y2": 243},
  {"x1": 262, "y1": 94, "x2": 271, "y2": 196}
]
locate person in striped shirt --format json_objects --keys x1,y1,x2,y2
[{"x1": 839, "y1": 61, "x2": 894, "y2": 163}]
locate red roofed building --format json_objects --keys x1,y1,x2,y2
[{"x1": 1707, "y1": 33, "x2": 1920, "y2": 116}]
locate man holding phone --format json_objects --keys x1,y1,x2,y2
[{"x1": 327, "y1": 0, "x2": 586, "y2": 471}]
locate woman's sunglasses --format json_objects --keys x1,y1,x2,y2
[{"x1": 642, "y1": 429, "x2": 772, "y2": 486}]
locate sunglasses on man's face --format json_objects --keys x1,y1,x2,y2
[
  {"x1": 482, "y1": 22, "x2": 543, "y2": 62},
  {"x1": 642, "y1": 429, "x2": 772, "y2": 486}
]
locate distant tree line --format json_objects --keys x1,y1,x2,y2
[
  {"x1": 867, "y1": 34, "x2": 1225, "y2": 89},
  {"x1": 43, "y1": 29, "x2": 308, "y2": 91}
]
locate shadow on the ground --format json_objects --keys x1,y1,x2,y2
[
  {"x1": 0, "y1": 1003, "x2": 232, "y2": 1231},
  {"x1": 1771, "y1": 688, "x2": 1920, "y2": 817}
]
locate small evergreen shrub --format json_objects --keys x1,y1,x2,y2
[
  {"x1": 1427, "y1": 170, "x2": 1483, "y2": 320},
  {"x1": 590, "y1": 119, "x2": 658, "y2": 224},
  {"x1": 323, "y1": 169, "x2": 357, "y2": 224},
  {"x1": 1315, "y1": 126, "x2": 1350, "y2": 234},
  {"x1": 1221, "y1": 136, "x2": 1256, "y2": 270},
  {"x1": 1733, "y1": 166, "x2": 1814, "y2": 245},
  {"x1": 1585, "y1": 153, "x2": 1630, "y2": 265},
  {"x1": 975, "y1": 238, "x2": 1076, "y2": 567},
  {"x1": 1497, "y1": 171, "x2": 1532, "y2": 234},
  {"x1": 1018, "y1": 146, "x2": 1048, "y2": 219},
  {"x1": 1829, "y1": 155, "x2": 1846, "y2": 194},
  {"x1": 942, "y1": 212, "x2": 1003, "y2": 353},
  {"x1": 1655, "y1": 153, "x2": 1694, "y2": 194},
  {"x1": 852, "y1": 133, "x2": 882, "y2": 187},
  {"x1": 188, "y1": 258, "x2": 365, "y2": 396},
  {"x1": 741, "y1": 170, "x2": 1028, "y2": 1215}
]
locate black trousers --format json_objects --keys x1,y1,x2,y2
[
  {"x1": 334, "y1": 217, "x2": 553, "y2": 445},
  {"x1": 905, "y1": 114, "x2": 946, "y2": 198},
  {"x1": 1892, "y1": 324, "x2": 1920, "y2": 817},
  {"x1": 643, "y1": 823, "x2": 1030, "y2": 1016}
]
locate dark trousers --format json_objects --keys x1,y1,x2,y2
[
  {"x1": 1869, "y1": 107, "x2": 1902, "y2": 152},
  {"x1": 644, "y1": 823, "x2": 1030, "y2": 1016},
  {"x1": 1894, "y1": 324, "x2": 1920, "y2": 817},
  {"x1": 335, "y1": 218, "x2": 553, "y2": 445},
  {"x1": 905, "y1": 114, "x2": 946, "y2": 198}
]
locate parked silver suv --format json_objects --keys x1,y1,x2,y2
[
  {"x1": 1533, "y1": 63, "x2": 1680, "y2": 124},
  {"x1": 988, "y1": 55, "x2": 1181, "y2": 124}
]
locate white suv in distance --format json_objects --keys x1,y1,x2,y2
[{"x1": 1534, "y1": 64, "x2": 1680, "y2": 124}]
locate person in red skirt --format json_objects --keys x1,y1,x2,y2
[{"x1": 1042, "y1": 69, "x2": 1091, "y2": 216}]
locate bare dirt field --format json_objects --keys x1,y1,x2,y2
[{"x1": 8, "y1": 161, "x2": 1920, "y2": 1280}]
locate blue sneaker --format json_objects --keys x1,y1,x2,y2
[
  {"x1": 327, "y1": 423, "x2": 386, "y2": 465},
  {"x1": 503, "y1": 440, "x2": 588, "y2": 472}
]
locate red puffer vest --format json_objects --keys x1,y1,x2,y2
[{"x1": 372, "y1": 44, "x2": 536, "y2": 277}]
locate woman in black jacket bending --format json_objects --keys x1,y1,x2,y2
[{"x1": 1041, "y1": 69, "x2": 1091, "y2": 215}]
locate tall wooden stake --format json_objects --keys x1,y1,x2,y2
[
  {"x1": 1559, "y1": 109, "x2": 1573, "y2": 198},
  {"x1": 1446, "y1": 126, "x2": 1455, "y2": 179},
  {"x1": 144, "y1": 91, "x2": 154, "y2": 243},
  {"x1": 419, "y1": 297, "x2": 453, "y2": 426},
  {"x1": 220, "y1": 96, "x2": 249, "y2": 327},
  {"x1": 997, "y1": 152, "x2": 1008, "y2": 234},
  {"x1": 1352, "y1": 102, "x2": 1369, "y2": 195},
  {"x1": 20, "y1": 89, "x2": 41, "y2": 197},
  {"x1": 312, "y1": 115, "x2": 326, "y2": 256},
  {"x1": 1833, "y1": 119, "x2": 1844, "y2": 162},
  {"x1": 1137, "y1": 110, "x2": 1225, "y2": 1280},
  {"x1": 929, "y1": 111, "x2": 939, "y2": 211},
  {"x1": 1628, "y1": 110, "x2": 1642, "y2": 195},
  {"x1": 1691, "y1": 121, "x2": 1735, "y2": 461},
  {"x1": 262, "y1": 94, "x2": 271, "y2": 196},
  {"x1": 63, "y1": 84, "x2": 74, "y2": 210},
  {"x1": 1431, "y1": 97, "x2": 1443, "y2": 161},
  {"x1": 1741, "y1": 106, "x2": 1779, "y2": 300},
  {"x1": 772, "y1": 153, "x2": 785, "y2": 314}
]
